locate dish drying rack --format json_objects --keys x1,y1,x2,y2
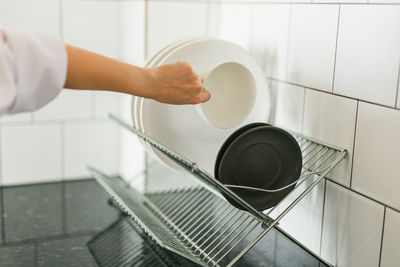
[{"x1": 88, "y1": 114, "x2": 347, "y2": 267}]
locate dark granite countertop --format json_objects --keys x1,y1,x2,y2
[{"x1": 0, "y1": 179, "x2": 329, "y2": 266}]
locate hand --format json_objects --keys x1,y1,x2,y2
[{"x1": 146, "y1": 62, "x2": 211, "y2": 105}]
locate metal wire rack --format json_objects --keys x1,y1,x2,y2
[{"x1": 88, "y1": 114, "x2": 347, "y2": 267}]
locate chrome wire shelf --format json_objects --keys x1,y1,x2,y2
[{"x1": 88, "y1": 114, "x2": 347, "y2": 267}]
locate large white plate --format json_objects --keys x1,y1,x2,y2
[
  {"x1": 132, "y1": 38, "x2": 201, "y2": 153},
  {"x1": 139, "y1": 38, "x2": 271, "y2": 174}
]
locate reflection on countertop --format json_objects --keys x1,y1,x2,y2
[{"x1": 0, "y1": 179, "x2": 329, "y2": 266}]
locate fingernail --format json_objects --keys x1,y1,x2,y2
[{"x1": 199, "y1": 89, "x2": 211, "y2": 102}]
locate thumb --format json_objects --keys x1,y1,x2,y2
[{"x1": 198, "y1": 88, "x2": 211, "y2": 103}]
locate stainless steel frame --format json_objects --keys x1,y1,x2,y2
[{"x1": 88, "y1": 114, "x2": 347, "y2": 267}]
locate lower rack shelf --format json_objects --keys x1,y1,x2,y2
[{"x1": 88, "y1": 114, "x2": 347, "y2": 267}]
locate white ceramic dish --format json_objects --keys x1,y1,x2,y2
[
  {"x1": 139, "y1": 38, "x2": 271, "y2": 174},
  {"x1": 197, "y1": 61, "x2": 257, "y2": 129},
  {"x1": 137, "y1": 38, "x2": 210, "y2": 163},
  {"x1": 132, "y1": 38, "x2": 201, "y2": 153}
]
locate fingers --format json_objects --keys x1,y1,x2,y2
[{"x1": 197, "y1": 88, "x2": 211, "y2": 103}]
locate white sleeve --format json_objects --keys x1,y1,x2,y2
[{"x1": 0, "y1": 27, "x2": 67, "y2": 115}]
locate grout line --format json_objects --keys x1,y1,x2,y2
[
  {"x1": 395, "y1": 61, "x2": 400, "y2": 108},
  {"x1": 59, "y1": 0, "x2": 64, "y2": 41},
  {"x1": 205, "y1": 1, "x2": 212, "y2": 37},
  {"x1": 327, "y1": 178, "x2": 400, "y2": 214},
  {"x1": 378, "y1": 207, "x2": 386, "y2": 267},
  {"x1": 0, "y1": 117, "x2": 110, "y2": 127},
  {"x1": 319, "y1": 178, "x2": 327, "y2": 256},
  {"x1": 285, "y1": 4, "x2": 293, "y2": 82},
  {"x1": 266, "y1": 76, "x2": 400, "y2": 111},
  {"x1": 144, "y1": 0, "x2": 149, "y2": 61},
  {"x1": 301, "y1": 87, "x2": 306, "y2": 134},
  {"x1": 331, "y1": 4, "x2": 341, "y2": 93},
  {"x1": 349, "y1": 100, "x2": 359, "y2": 189}
]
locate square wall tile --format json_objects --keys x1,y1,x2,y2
[
  {"x1": 0, "y1": 113, "x2": 31, "y2": 124},
  {"x1": 250, "y1": 4, "x2": 290, "y2": 80},
  {"x1": 397, "y1": 71, "x2": 400, "y2": 109},
  {"x1": 32, "y1": 90, "x2": 92, "y2": 121},
  {"x1": 3, "y1": 183, "x2": 62, "y2": 242},
  {"x1": 120, "y1": 1, "x2": 145, "y2": 63},
  {"x1": 93, "y1": 91, "x2": 121, "y2": 118},
  {"x1": 217, "y1": 3, "x2": 252, "y2": 51},
  {"x1": 206, "y1": 2, "x2": 221, "y2": 39},
  {"x1": 269, "y1": 0, "x2": 311, "y2": 3},
  {"x1": 147, "y1": 1, "x2": 207, "y2": 58},
  {"x1": 352, "y1": 102, "x2": 400, "y2": 210},
  {"x1": 314, "y1": 0, "x2": 366, "y2": 2},
  {"x1": 269, "y1": 176, "x2": 325, "y2": 254},
  {"x1": 321, "y1": 181, "x2": 384, "y2": 267},
  {"x1": 303, "y1": 89, "x2": 357, "y2": 186},
  {"x1": 381, "y1": 208, "x2": 400, "y2": 267},
  {"x1": 64, "y1": 121, "x2": 118, "y2": 179},
  {"x1": 369, "y1": 0, "x2": 400, "y2": 4},
  {"x1": 1, "y1": 124, "x2": 62, "y2": 185},
  {"x1": 63, "y1": 0, "x2": 120, "y2": 58},
  {"x1": 287, "y1": 5, "x2": 339, "y2": 91},
  {"x1": 269, "y1": 81, "x2": 304, "y2": 133},
  {"x1": 119, "y1": 95, "x2": 145, "y2": 181},
  {"x1": 0, "y1": 0, "x2": 60, "y2": 37},
  {"x1": 334, "y1": 5, "x2": 400, "y2": 107}
]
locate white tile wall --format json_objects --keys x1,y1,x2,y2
[
  {"x1": 1, "y1": 124, "x2": 62, "y2": 185},
  {"x1": 397, "y1": 69, "x2": 400, "y2": 109},
  {"x1": 370, "y1": 0, "x2": 400, "y2": 4},
  {"x1": 120, "y1": 0, "x2": 146, "y2": 63},
  {"x1": 147, "y1": 1, "x2": 208, "y2": 58},
  {"x1": 63, "y1": 0, "x2": 120, "y2": 59},
  {"x1": 314, "y1": 0, "x2": 366, "y2": 2},
  {"x1": 303, "y1": 89, "x2": 357, "y2": 186},
  {"x1": 270, "y1": 176, "x2": 325, "y2": 254},
  {"x1": 250, "y1": 4, "x2": 290, "y2": 80},
  {"x1": 64, "y1": 121, "x2": 118, "y2": 179},
  {"x1": 334, "y1": 5, "x2": 400, "y2": 107},
  {"x1": 352, "y1": 102, "x2": 400, "y2": 210},
  {"x1": 32, "y1": 90, "x2": 92, "y2": 121},
  {"x1": 218, "y1": 3, "x2": 252, "y2": 51},
  {"x1": 205, "y1": 2, "x2": 221, "y2": 39},
  {"x1": 93, "y1": 91, "x2": 121, "y2": 118},
  {"x1": 0, "y1": 0, "x2": 60, "y2": 37},
  {"x1": 381, "y1": 208, "x2": 400, "y2": 267},
  {"x1": 321, "y1": 181, "x2": 384, "y2": 267},
  {"x1": 269, "y1": 81, "x2": 304, "y2": 133},
  {"x1": 0, "y1": 113, "x2": 32, "y2": 124},
  {"x1": 287, "y1": 5, "x2": 339, "y2": 92}
]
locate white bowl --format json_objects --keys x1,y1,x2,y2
[{"x1": 197, "y1": 62, "x2": 257, "y2": 129}]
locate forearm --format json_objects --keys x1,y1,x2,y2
[
  {"x1": 64, "y1": 44, "x2": 209, "y2": 105},
  {"x1": 64, "y1": 45, "x2": 154, "y2": 97}
]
